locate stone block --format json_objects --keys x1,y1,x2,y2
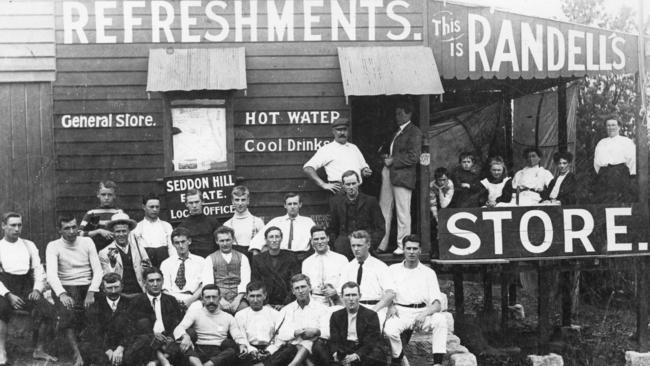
[
  {"x1": 527, "y1": 353, "x2": 564, "y2": 366},
  {"x1": 446, "y1": 334, "x2": 469, "y2": 354},
  {"x1": 450, "y1": 353, "x2": 477, "y2": 366},
  {"x1": 625, "y1": 351, "x2": 650, "y2": 366}
]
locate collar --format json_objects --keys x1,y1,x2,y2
[
  {"x1": 398, "y1": 121, "x2": 411, "y2": 132},
  {"x1": 487, "y1": 176, "x2": 506, "y2": 184},
  {"x1": 143, "y1": 217, "x2": 159, "y2": 224},
  {"x1": 283, "y1": 214, "x2": 301, "y2": 221},
  {"x1": 106, "y1": 296, "x2": 121, "y2": 306},
  {"x1": 147, "y1": 293, "x2": 160, "y2": 303},
  {"x1": 115, "y1": 242, "x2": 130, "y2": 254},
  {"x1": 232, "y1": 210, "x2": 252, "y2": 219}
]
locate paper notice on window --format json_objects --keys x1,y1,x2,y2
[{"x1": 172, "y1": 107, "x2": 227, "y2": 172}]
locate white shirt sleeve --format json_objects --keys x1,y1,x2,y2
[
  {"x1": 173, "y1": 305, "x2": 196, "y2": 340},
  {"x1": 46, "y1": 242, "x2": 66, "y2": 297},
  {"x1": 201, "y1": 256, "x2": 215, "y2": 286},
  {"x1": 303, "y1": 147, "x2": 328, "y2": 170},
  {"x1": 238, "y1": 255, "x2": 251, "y2": 293}
]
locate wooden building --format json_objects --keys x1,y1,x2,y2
[{"x1": 0, "y1": 0, "x2": 645, "y2": 258}]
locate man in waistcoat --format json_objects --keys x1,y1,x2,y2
[{"x1": 201, "y1": 226, "x2": 250, "y2": 314}]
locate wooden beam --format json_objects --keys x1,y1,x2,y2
[
  {"x1": 557, "y1": 82, "x2": 568, "y2": 152},
  {"x1": 419, "y1": 95, "x2": 431, "y2": 254}
]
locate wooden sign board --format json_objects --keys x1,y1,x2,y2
[
  {"x1": 438, "y1": 204, "x2": 649, "y2": 262},
  {"x1": 163, "y1": 171, "x2": 236, "y2": 222}
]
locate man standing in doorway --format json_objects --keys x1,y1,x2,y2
[
  {"x1": 378, "y1": 102, "x2": 422, "y2": 255},
  {"x1": 303, "y1": 117, "x2": 372, "y2": 194},
  {"x1": 179, "y1": 189, "x2": 221, "y2": 258}
]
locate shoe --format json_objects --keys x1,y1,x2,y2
[{"x1": 392, "y1": 248, "x2": 404, "y2": 255}]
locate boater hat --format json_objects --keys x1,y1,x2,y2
[{"x1": 106, "y1": 212, "x2": 137, "y2": 231}]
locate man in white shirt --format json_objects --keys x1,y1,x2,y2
[
  {"x1": 384, "y1": 235, "x2": 448, "y2": 366},
  {"x1": 133, "y1": 193, "x2": 174, "y2": 268},
  {"x1": 593, "y1": 117, "x2": 637, "y2": 203},
  {"x1": 339, "y1": 230, "x2": 396, "y2": 327},
  {"x1": 302, "y1": 225, "x2": 347, "y2": 306},
  {"x1": 46, "y1": 215, "x2": 103, "y2": 366},
  {"x1": 175, "y1": 284, "x2": 248, "y2": 366},
  {"x1": 266, "y1": 274, "x2": 330, "y2": 366},
  {"x1": 249, "y1": 193, "x2": 316, "y2": 261},
  {"x1": 0, "y1": 212, "x2": 56, "y2": 364},
  {"x1": 202, "y1": 226, "x2": 250, "y2": 314},
  {"x1": 303, "y1": 117, "x2": 372, "y2": 194},
  {"x1": 223, "y1": 186, "x2": 264, "y2": 255},
  {"x1": 160, "y1": 227, "x2": 204, "y2": 307},
  {"x1": 235, "y1": 281, "x2": 281, "y2": 363}
]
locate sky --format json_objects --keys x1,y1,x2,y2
[{"x1": 457, "y1": 0, "x2": 643, "y2": 24}]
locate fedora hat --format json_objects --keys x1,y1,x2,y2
[{"x1": 106, "y1": 212, "x2": 137, "y2": 231}]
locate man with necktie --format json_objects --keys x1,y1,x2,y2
[
  {"x1": 79, "y1": 273, "x2": 131, "y2": 366},
  {"x1": 377, "y1": 102, "x2": 422, "y2": 255},
  {"x1": 161, "y1": 227, "x2": 205, "y2": 308}
]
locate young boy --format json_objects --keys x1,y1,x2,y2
[
  {"x1": 80, "y1": 181, "x2": 124, "y2": 252},
  {"x1": 223, "y1": 186, "x2": 265, "y2": 255},
  {"x1": 449, "y1": 152, "x2": 483, "y2": 208}
]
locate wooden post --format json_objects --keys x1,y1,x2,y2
[
  {"x1": 419, "y1": 95, "x2": 431, "y2": 254},
  {"x1": 561, "y1": 269, "x2": 572, "y2": 326},
  {"x1": 557, "y1": 82, "x2": 568, "y2": 152},
  {"x1": 538, "y1": 263, "x2": 551, "y2": 352},
  {"x1": 483, "y1": 267, "x2": 493, "y2": 312},
  {"x1": 454, "y1": 270, "x2": 465, "y2": 322},
  {"x1": 636, "y1": 0, "x2": 649, "y2": 350},
  {"x1": 500, "y1": 267, "x2": 509, "y2": 332}
]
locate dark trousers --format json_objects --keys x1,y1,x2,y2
[
  {"x1": 265, "y1": 344, "x2": 298, "y2": 366},
  {"x1": 53, "y1": 285, "x2": 88, "y2": 331},
  {"x1": 323, "y1": 339, "x2": 385, "y2": 366},
  {"x1": 144, "y1": 247, "x2": 170, "y2": 269},
  {"x1": 0, "y1": 272, "x2": 53, "y2": 323},
  {"x1": 187, "y1": 343, "x2": 237, "y2": 366},
  {"x1": 79, "y1": 340, "x2": 112, "y2": 366}
]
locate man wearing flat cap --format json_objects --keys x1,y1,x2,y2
[
  {"x1": 99, "y1": 213, "x2": 151, "y2": 298},
  {"x1": 304, "y1": 117, "x2": 372, "y2": 194}
]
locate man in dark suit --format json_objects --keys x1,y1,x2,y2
[
  {"x1": 328, "y1": 170, "x2": 385, "y2": 259},
  {"x1": 251, "y1": 227, "x2": 300, "y2": 309},
  {"x1": 378, "y1": 102, "x2": 422, "y2": 255},
  {"x1": 327, "y1": 281, "x2": 384, "y2": 366},
  {"x1": 124, "y1": 267, "x2": 184, "y2": 366},
  {"x1": 79, "y1": 272, "x2": 131, "y2": 366}
]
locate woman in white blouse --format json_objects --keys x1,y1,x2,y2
[
  {"x1": 593, "y1": 117, "x2": 636, "y2": 203},
  {"x1": 511, "y1": 148, "x2": 554, "y2": 206},
  {"x1": 480, "y1": 156, "x2": 512, "y2": 207}
]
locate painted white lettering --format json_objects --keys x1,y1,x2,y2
[
  {"x1": 585, "y1": 33, "x2": 598, "y2": 70},
  {"x1": 360, "y1": 0, "x2": 381, "y2": 41},
  {"x1": 386, "y1": 0, "x2": 410, "y2": 41},
  {"x1": 95, "y1": 1, "x2": 117, "y2": 43},
  {"x1": 519, "y1": 210, "x2": 553, "y2": 254},
  {"x1": 482, "y1": 211, "x2": 512, "y2": 255},
  {"x1": 611, "y1": 36, "x2": 625, "y2": 70},
  {"x1": 235, "y1": 0, "x2": 258, "y2": 42},
  {"x1": 447, "y1": 212, "x2": 481, "y2": 256},
  {"x1": 468, "y1": 13, "x2": 490, "y2": 72},
  {"x1": 63, "y1": 1, "x2": 89, "y2": 44},
  {"x1": 491, "y1": 19, "x2": 519, "y2": 72},
  {"x1": 563, "y1": 209, "x2": 595, "y2": 253},
  {"x1": 267, "y1": 0, "x2": 294, "y2": 41},
  {"x1": 151, "y1": 1, "x2": 175, "y2": 43},
  {"x1": 598, "y1": 35, "x2": 612, "y2": 71},
  {"x1": 123, "y1": 1, "x2": 145, "y2": 43},
  {"x1": 331, "y1": 0, "x2": 356, "y2": 41},
  {"x1": 205, "y1": 1, "x2": 229, "y2": 42},
  {"x1": 304, "y1": 0, "x2": 323, "y2": 41},
  {"x1": 567, "y1": 29, "x2": 585, "y2": 71},
  {"x1": 605, "y1": 207, "x2": 632, "y2": 251},
  {"x1": 521, "y1": 22, "x2": 544, "y2": 72},
  {"x1": 180, "y1": 1, "x2": 201, "y2": 42},
  {"x1": 547, "y1": 26, "x2": 565, "y2": 71}
]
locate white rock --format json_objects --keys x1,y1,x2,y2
[
  {"x1": 626, "y1": 351, "x2": 650, "y2": 366},
  {"x1": 450, "y1": 353, "x2": 477, "y2": 366},
  {"x1": 527, "y1": 353, "x2": 564, "y2": 366}
]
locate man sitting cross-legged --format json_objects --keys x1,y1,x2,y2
[
  {"x1": 79, "y1": 272, "x2": 131, "y2": 366},
  {"x1": 174, "y1": 284, "x2": 249, "y2": 366}
]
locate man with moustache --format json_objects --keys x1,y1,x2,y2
[
  {"x1": 303, "y1": 117, "x2": 372, "y2": 194},
  {"x1": 0, "y1": 212, "x2": 56, "y2": 364},
  {"x1": 124, "y1": 267, "x2": 184, "y2": 366},
  {"x1": 235, "y1": 281, "x2": 281, "y2": 364},
  {"x1": 133, "y1": 193, "x2": 174, "y2": 268},
  {"x1": 202, "y1": 226, "x2": 251, "y2": 314},
  {"x1": 174, "y1": 284, "x2": 248, "y2": 366},
  {"x1": 46, "y1": 215, "x2": 104, "y2": 366},
  {"x1": 328, "y1": 170, "x2": 385, "y2": 259},
  {"x1": 179, "y1": 189, "x2": 221, "y2": 257},
  {"x1": 327, "y1": 282, "x2": 385, "y2": 366},
  {"x1": 302, "y1": 225, "x2": 348, "y2": 306},
  {"x1": 99, "y1": 213, "x2": 151, "y2": 297},
  {"x1": 593, "y1": 116, "x2": 637, "y2": 203},
  {"x1": 251, "y1": 227, "x2": 300, "y2": 308},
  {"x1": 250, "y1": 193, "x2": 315, "y2": 262},
  {"x1": 384, "y1": 235, "x2": 448, "y2": 366},
  {"x1": 224, "y1": 186, "x2": 265, "y2": 255},
  {"x1": 266, "y1": 274, "x2": 330, "y2": 366},
  {"x1": 161, "y1": 227, "x2": 205, "y2": 307},
  {"x1": 79, "y1": 272, "x2": 131, "y2": 366}
]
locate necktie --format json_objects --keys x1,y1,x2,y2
[
  {"x1": 175, "y1": 258, "x2": 187, "y2": 289},
  {"x1": 356, "y1": 260, "x2": 364, "y2": 285},
  {"x1": 151, "y1": 296, "x2": 157, "y2": 309},
  {"x1": 288, "y1": 218, "x2": 295, "y2": 249},
  {"x1": 110, "y1": 300, "x2": 117, "y2": 312},
  {"x1": 318, "y1": 256, "x2": 326, "y2": 287}
]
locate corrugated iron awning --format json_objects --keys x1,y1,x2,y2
[
  {"x1": 146, "y1": 48, "x2": 247, "y2": 92},
  {"x1": 337, "y1": 46, "x2": 444, "y2": 97}
]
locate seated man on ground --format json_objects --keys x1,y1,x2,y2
[
  {"x1": 125, "y1": 267, "x2": 184, "y2": 366},
  {"x1": 302, "y1": 225, "x2": 347, "y2": 306},
  {"x1": 235, "y1": 281, "x2": 282, "y2": 365},
  {"x1": 327, "y1": 282, "x2": 385, "y2": 366},
  {"x1": 384, "y1": 235, "x2": 448, "y2": 366},
  {"x1": 99, "y1": 213, "x2": 151, "y2": 298},
  {"x1": 0, "y1": 212, "x2": 57, "y2": 364},
  {"x1": 161, "y1": 227, "x2": 205, "y2": 308},
  {"x1": 174, "y1": 284, "x2": 248, "y2": 366},
  {"x1": 79, "y1": 273, "x2": 131, "y2": 366},
  {"x1": 266, "y1": 274, "x2": 330, "y2": 366},
  {"x1": 202, "y1": 226, "x2": 250, "y2": 314}
]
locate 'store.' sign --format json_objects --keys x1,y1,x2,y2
[
  {"x1": 163, "y1": 172, "x2": 235, "y2": 221},
  {"x1": 438, "y1": 205, "x2": 649, "y2": 262}
]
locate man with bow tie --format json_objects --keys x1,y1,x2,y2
[{"x1": 79, "y1": 272, "x2": 131, "y2": 366}]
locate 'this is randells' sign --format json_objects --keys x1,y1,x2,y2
[
  {"x1": 164, "y1": 172, "x2": 235, "y2": 222},
  {"x1": 438, "y1": 204, "x2": 649, "y2": 262}
]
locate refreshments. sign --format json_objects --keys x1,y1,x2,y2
[
  {"x1": 438, "y1": 205, "x2": 649, "y2": 262},
  {"x1": 164, "y1": 171, "x2": 236, "y2": 221}
]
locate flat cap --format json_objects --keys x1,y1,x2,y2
[{"x1": 331, "y1": 117, "x2": 350, "y2": 128}]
